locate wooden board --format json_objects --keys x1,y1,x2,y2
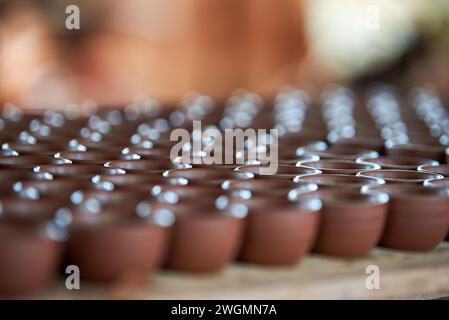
[{"x1": 37, "y1": 242, "x2": 449, "y2": 300}]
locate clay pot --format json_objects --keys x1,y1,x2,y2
[
  {"x1": 298, "y1": 159, "x2": 379, "y2": 175},
  {"x1": 312, "y1": 145, "x2": 379, "y2": 161},
  {"x1": 163, "y1": 168, "x2": 253, "y2": 186},
  {"x1": 151, "y1": 184, "x2": 225, "y2": 204},
  {"x1": 0, "y1": 169, "x2": 34, "y2": 190},
  {"x1": 34, "y1": 163, "x2": 119, "y2": 180},
  {"x1": 385, "y1": 143, "x2": 447, "y2": 163},
  {"x1": 423, "y1": 178, "x2": 449, "y2": 189},
  {"x1": 235, "y1": 164, "x2": 320, "y2": 179},
  {"x1": 223, "y1": 143, "x2": 319, "y2": 166},
  {"x1": 221, "y1": 178, "x2": 298, "y2": 196},
  {"x1": 172, "y1": 154, "x2": 243, "y2": 170},
  {"x1": 67, "y1": 212, "x2": 172, "y2": 282},
  {"x1": 122, "y1": 146, "x2": 170, "y2": 160},
  {"x1": 0, "y1": 155, "x2": 69, "y2": 169},
  {"x1": 86, "y1": 134, "x2": 132, "y2": 145},
  {"x1": 55, "y1": 150, "x2": 124, "y2": 165},
  {"x1": 92, "y1": 173, "x2": 167, "y2": 188},
  {"x1": 66, "y1": 139, "x2": 129, "y2": 152},
  {"x1": 0, "y1": 201, "x2": 70, "y2": 297},
  {"x1": 418, "y1": 164, "x2": 449, "y2": 178},
  {"x1": 0, "y1": 196, "x2": 69, "y2": 225},
  {"x1": 357, "y1": 169, "x2": 443, "y2": 184},
  {"x1": 278, "y1": 135, "x2": 328, "y2": 152},
  {"x1": 139, "y1": 201, "x2": 245, "y2": 272},
  {"x1": 365, "y1": 184, "x2": 449, "y2": 251},
  {"x1": 12, "y1": 179, "x2": 90, "y2": 199},
  {"x1": 1, "y1": 142, "x2": 65, "y2": 155},
  {"x1": 104, "y1": 159, "x2": 175, "y2": 174},
  {"x1": 71, "y1": 188, "x2": 149, "y2": 213},
  {"x1": 237, "y1": 196, "x2": 322, "y2": 265},
  {"x1": 294, "y1": 174, "x2": 384, "y2": 191},
  {"x1": 276, "y1": 152, "x2": 320, "y2": 165},
  {"x1": 331, "y1": 136, "x2": 385, "y2": 154},
  {"x1": 407, "y1": 134, "x2": 441, "y2": 146},
  {"x1": 0, "y1": 223, "x2": 64, "y2": 297},
  {"x1": 292, "y1": 190, "x2": 388, "y2": 257},
  {"x1": 300, "y1": 127, "x2": 328, "y2": 141},
  {"x1": 357, "y1": 155, "x2": 439, "y2": 170}
]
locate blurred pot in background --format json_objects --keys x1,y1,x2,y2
[{"x1": 0, "y1": 0, "x2": 307, "y2": 107}]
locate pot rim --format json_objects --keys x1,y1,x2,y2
[
  {"x1": 289, "y1": 189, "x2": 389, "y2": 207},
  {"x1": 294, "y1": 173, "x2": 386, "y2": 187},
  {"x1": 298, "y1": 159, "x2": 380, "y2": 172},
  {"x1": 423, "y1": 178, "x2": 449, "y2": 189},
  {"x1": 0, "y1": 205, "x2": 72, "y2": 242},
  {"x1": 164, "y1": 167, "x2": 254, "y2": 180},
  {"x1": 357, "y1": 169, "x2": 444, "y2": 183},
  {"x1": 418, "y1": 164, "x2": 449, "y2": 175},
  {"x1": 235, "y1": 164, "x2": 321, "y2": 177},
  {"x1": 313, "y1": 146, "x2": 379, "y2": 159},
  {"x1": 358, "y1": 155, "x2": 439, "y2": 169},
  {"x1": 363, "y1": 183, "x2": 449, "y2": 200}
]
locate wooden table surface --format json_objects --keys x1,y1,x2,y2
[{"x1": 36, "y1": 242, "x2": 449, "y2": 300}]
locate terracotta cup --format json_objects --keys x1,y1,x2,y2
[
  {"x1": 0, "y1": 223, "x2": 64, "y2": 298},
  {"x1": 418, "y1": 164, "x2": 449, "y2": 178},
  {"x1": 70, "y1": 188, "x2": 149, "y2": 213},
  {"x1": 0, "y1": 205, "x2": 71, "y2": 297},
  {"x1": 298, "y1": 159, "x2": 379, "y2": 175},
  {"x1": 221, "y1": 178, "x2": 298, "y2": 196},
  {"x1": 365, "y1": 184, "x2": 449, "y2": 251},
  {"x1": 139, "y1": 201, "x2": 245, "y2": 272},
  {"x1": 275, "y1": 152, "x2": 320, "y2": 166},
  {"x1": 67, "y1": 211, "x2": 172, "y2": 282},
  {"x1": 235, "y1": 164, "x2": 320, "y2": 179},
  {"x1": 55, "y1": 150, "x2": 124, "y2": 165},
  {"x1": 312, "y1": 145, "x2": 379, "y2": 161},
  {"x1": 12, "y1": 179, "x2": 90, "y2": 199},
  {"x1": 104, "y1": 159, "x2": 175, "y2": 174},
  {"x1": 331, "y1": 136, "x2": 385, "y2": 154},
  {"x1": 151, "y1": 184, "x2": 225, "y2": 205},
  {"x1": 92, "y1": 173, "x2": 167, "y2": 189},
  {"x1": 1, "y1": 142, "x2": 65, "y2": 156},
  {"x1": 122, "y1": 145, "x2": 170, "y2": 160},
  {"x1": 294, "y1": 174, "x2": 384, "y2": 192},
  {"x1": 65, "y1": 139, "x2": 129, "y2": 152},
  {"x1": 35, "y1": 163, "x2": 119, "y2": 180},
  {"x1": 236, "y1": 195, "x2": 322, "y2": 265},
  {"x1": 278, "y1": 136, "x2": 328, "y2": 153},
  {"x1": 357, "y1": 169, "x2": 443, "y2": 185},
  {"x1": 385, "y1": 143, "x2": 447, "y2": 163},
  {"x1": 0, "y1": 155, "x2": 69, "y2": 169},
  {"x1": 0, "y1": 196, "x2": 69, "y2": 225},
  {"x1": 0, "y1": 168, "x2": 34, "y2": 190},
  {"x1": 358, "y1": 155, "x2": 439, "y2": 170},
  {"x1": 423, "y1": 178, "x2": 449, "y2": 189},
  {"x1": 163, "y1": 168, "x2": 253, "y2": 187},
  {"x1": 172, "y1": 154, "x2": 243, "y2": 170},
  {"x1": 292, "y1": 190, "x2": 388, "y2": 257}
]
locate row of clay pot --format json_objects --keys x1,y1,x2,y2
[
  {"x1": 0, "y1": 163, "x2": 266, "y2": 298},
  {"x1": 2, "y1": 166, "x2": 449, "y2": 298},
  {"x1": 235, "y1": 161, "x2": 449, "y2": 254},
  {"x1": 2, "y1": 128, "x2": 449, "y2": 169},
  {"x1": 1, "y1": 97, "x2": 449, "y2": 299}
]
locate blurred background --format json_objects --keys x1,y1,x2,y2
[{"x1": 1, "y1": 0, "x2": 448, "y2": 109}]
